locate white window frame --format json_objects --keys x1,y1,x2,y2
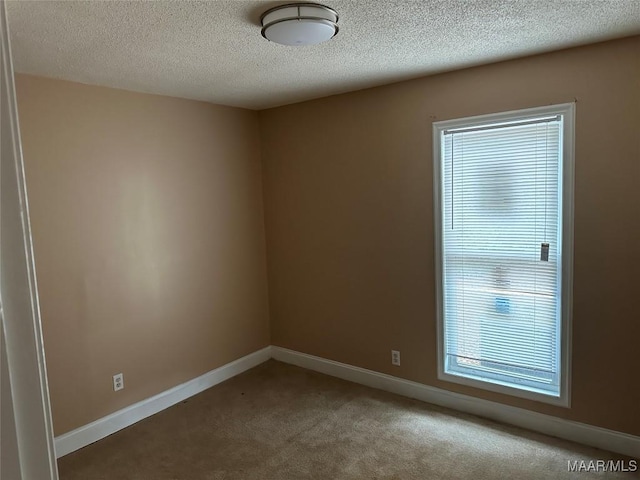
[{"x1": 433, "y1": 103, "x2": 574, "y2": 407}]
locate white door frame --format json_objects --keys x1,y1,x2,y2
[{"x1": 1, "y1": 1, "x2": 59, "y2": 478}]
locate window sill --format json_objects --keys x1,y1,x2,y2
[{"x1": 438, "y1": 369, "x2": 570, "y2": 408}]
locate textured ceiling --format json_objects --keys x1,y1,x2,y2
[{"x1": 6, "y1": 0, "x2": 640, "y2": 110}]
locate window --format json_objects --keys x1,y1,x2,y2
[{"x1": 433, "y1": 104, "x2": 574, "y2": 406}]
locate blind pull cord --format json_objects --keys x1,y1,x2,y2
[
  {"x1": 450, "y1": 133, "x2": 454, "y2": 230},
  {"x1": 541, "y1": 122, "x2": 550, "y2": 262}
]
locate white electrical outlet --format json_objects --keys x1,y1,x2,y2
[
  {"x1": 391, "y1": 350, "x2": 401, "y2": 366},
  {"x1": 113, "y1": 373, "x2": 124, "y2": 391}
]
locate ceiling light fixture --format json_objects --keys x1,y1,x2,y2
[{"x1": 260, "y1": 3, "x2": 339, "y2": 46}]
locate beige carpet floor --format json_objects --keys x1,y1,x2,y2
[{"x1": 58, "y1": 360, "x2": 638, "y2": 479}]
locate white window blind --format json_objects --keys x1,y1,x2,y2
[{"x1": 437, "y1": 110, "x2": 569, "y2": 398}]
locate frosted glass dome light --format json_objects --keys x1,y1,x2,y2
[{"x1": 261, "y1": 3, "x2": 339, "y2": 46}]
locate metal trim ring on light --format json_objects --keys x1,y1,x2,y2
[{"x1": 260, "y1": 3, "x2": 339, "y2": 45}]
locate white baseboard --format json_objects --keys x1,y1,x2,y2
[
  {"x1": 271, "y1": 346, "x2": 640, "y2": 459},
  {"x1": 54, "y1": 346, "x2": 272, "y2": 458},
  {"x1": 55, "y1": 345, "x2": 639, "y2": 460}
]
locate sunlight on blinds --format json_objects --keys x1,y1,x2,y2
[{"x1": 441, "y1": 117, "x2": 563, "y2": 396}]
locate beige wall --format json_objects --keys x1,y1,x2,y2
[
  {"x1": 15, "y1": 75, "x2": 271, "y2": 436},
  {"x1": 14, "y1": 36, "x2": 639, "y2": 440},
  {"x1": 260, "y1": 37, "x2": 640, "y2": 436}
]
